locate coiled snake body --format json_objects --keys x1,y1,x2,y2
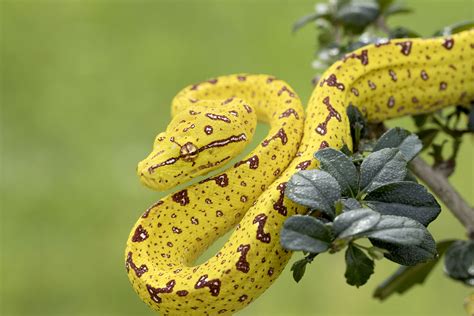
[{"x1": 126, "y1": 30, "x2": 474, "y2": 315}]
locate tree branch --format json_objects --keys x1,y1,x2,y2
[{"x1": 409, "y1": 156, "x2": 474, "y2": 239}]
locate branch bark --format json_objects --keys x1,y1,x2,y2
[{"x1": 409, "y1": 156, "x2": 474, "y2": 239}]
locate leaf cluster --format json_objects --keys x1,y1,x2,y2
[{"x1": 281, "y1": 123, "x2": 442, "y2": 286}]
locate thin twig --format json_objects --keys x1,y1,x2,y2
[{"x1": 409, "y1": 156, "x2": 474, "y2": 239}]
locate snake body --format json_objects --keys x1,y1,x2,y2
[{"x1": 126, "y1": 30, "x2": 474, "y2": 315}]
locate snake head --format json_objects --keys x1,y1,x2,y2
[{"x1": 137, "y1": 100, "x2": 257, "y2": 191}]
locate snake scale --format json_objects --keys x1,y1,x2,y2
[{"x1": 125, "y1": 30, "x2": 474, "y2": 315}]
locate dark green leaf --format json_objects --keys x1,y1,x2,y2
[
  {"x1": 341, "y1": 198, "x2": 362, "y2": 211},
  {"x1": 286, "y1": 170, "x2": 341, "y2": 218},
  {"x1": 374, "y1": 240, "x2": 455, "y2": 300},
  {"x1": 347, "y1": 104, "x2": 367, "y2": 149},
  {"x1": 371, "y1": 231, "x2": 437, "y2": 265},
  {"x1": 412, "y1": 114, "x2": 428, "y2": 128},
  {"x1": 444, "y1": 240, "x2": 474, "y2": 285},
  {"x1": 365, "y1": 181, "x2": 441, "y2": 226},
  {"x1": 359, "y1": 148, "x2": 407, "y2": 193},
  {"x1": 280, "y1": 215, "x2": 332, "y2": 253},
  {"x1": 366, "y1": 215, "x2": 428, "y2": 246},
  {"x1": 434, "y1": 20, "x2": 474, "y2": 36},
  {"x1": 468, "y1": 104, "x2": 474, "y2": 132},
  {"x1": 315, "y1": 148, "x2": 359, "y2": 197},
  {"x1": 389, "y1": 26, "x2": 421, "y2": 39},
  {"x1": 291, "y1": 258, "x2": 309, "y2": 283},
  {"x1": 293, "y1": 12, "x2": 325, "y2": 33},
  {"x1": 416, "y1": 128, "x2": 439, "y2": 149},
  {"x1": 373, "y1": 127, "x2": 422, "y2": 161},
  {"x1": 335, "y1": 0, "x2": 380, "y2": 34},
  {"x1": 333, "y1": 208, "x2": 381, "y2": 239},
  {"x1": 376, "y1": 0, "x2": 394, "y2": 11},
  {"x1": 345, "y1": 244, "x2": 375, "y2": 287}
]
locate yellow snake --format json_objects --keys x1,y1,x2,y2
[{"x1": 125, "y1": 30, "x2": 474, "y2": 315}]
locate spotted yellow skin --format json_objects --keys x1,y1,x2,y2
[{"x1": 126, "y1": 30, "x2": 474, "y2": 315}]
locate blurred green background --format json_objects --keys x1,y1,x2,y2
[{"x1": 1, "y1": 0, "x2": 473, "y2": 315}]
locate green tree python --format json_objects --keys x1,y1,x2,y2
[{"x1": 125, "y1": 30, "x2": 474, "y2": 315}]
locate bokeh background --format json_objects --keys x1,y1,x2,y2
[{"x1": 1, "y1": 0, "x2": 473, "y2": 315}]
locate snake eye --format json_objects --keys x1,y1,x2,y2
[{"x1": 180, "y1": 142, "x2": 199, "y2": 162}]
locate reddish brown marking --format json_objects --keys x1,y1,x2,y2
[
  {"x1": 183, "y1": 123, "x2": 195, "y2": 132},
  {"x1": 412, "y1": 97, "x2": 419, "y2": 103},
  {"x1": 143, "y1": 200, "x2": 163, "y2": 218},
  {"x1": 440, "y1": 82, "x2": 448, "y2": 90},
  {"x1": 190, "y1": 83, "x2": 199, "y2": 90},
  {"x1": 199, "y1": 134, "x2": 247, "y2": 152},
  {"x1": 253, "y1": 213, "x2": 271, "y2": 243},
  {"x1": 237, "y1": 75, "x2": 247, "y2": 81},
  {"x1": 238, "y1": 295, "x2": 248, "y2": 302},
  {"x1": 262, "y1": 128, "x2": 288, "y2": 146},
  {"x1": 176, "y1": 290, "x2": 189, "y2": 297},
  {"x1": 229, "y1": 110, "x2": 239, "y2": 117},
  {"x1": 199, "y1": 174, "x2": 229, "y2": 187},
  {"x1": 267, "y1": 76, "x2": 276, "y2": 84},
  {"x1": 208, "y1": 78, "x2": 218, "y2": 84},
  {"x1": 148, "y1": 157, "x2": 178, "y2": 173},
  {"x1": 449, "y1": 64, "x2": 457, "y2": 71},
  {"x1": 395, "y1": 41, "x2": 412, "y2": 56},
  {"x1": 389, "y1": 69, "x2": 397, "y2": 82},
  {"x1": 205, "y1": 113, "x2": 231, "y2": 123},
  {"x1": 420, "y1": 70, "x2": 429, "y2": 80},
  {"x1": 234, "y1": 155, "x2": 259, "y2": 169},
  {"x1": 126, "y1": 252, "x2": 148, "y2": 277},
  {"x1": 351, "y1": 87, "x2": 359, "y2": 96},
  {"x1": 442, "y1": 38, "x2": 454, "y2": 50},
  {"x1": 167, "y1": 242, "x2": 173, "y2": 247},
  {"x1": 320, "y1": 74, "x2": 345, "y2": 90},
  {"x1": 375, "y1": 39, "x2": 391, "y2": 47},
  {"x1": 188, "y1": 98, "x2": 198, "y2": 103},
  {"x1": 172, "y1": 190, "x2": 189, "y2": 206},
  {"x1": 195, "y1": 275, "x2": 221, "y2": 296},
  {"x1": 146, "y1": 280, "x2": 176, "y2": 304},
  {"x1": 172, "y1": 226, "x2": 182, "y2": 234},
  {"x1": 221, "y1": 97, "x2": 234, "y2": 105},
  {"x1": 296, "y1": 160, "x2": 311, "y2": 170},
  {"x1": 315, "y1": 97, "x2": 342, "y2": 135},
  {"x1": 268, "y1": 268, "x2": 274, "y2": 276},
  {"x1": 236, "y1": 244, "x2": 251, "y2": 273},
  {"x1": 243, "y1": 104, "x2": 252, "y2": 113},
  {"x1": 131, "y1": 225, "x2": 148, "y2": 242},
  {"x1": 240, "y1": 195, "x2": 248, "y2": 202},
  {"x1": 342, "y1": 49, "x2": 369, "y2": 65},
  {"x1": 273, "y1": 182, "x2": 287, "y2": 216},
  {"x1": 216, "y1": 210, "x2": 223, "y2": 217},
  {"x1": 205, "y1": 198, "x2": 212, "y2": 204},
  {"x1": 189, "y1": 110, "x2": 201, "y2": 115},
  {"x1": 204, "y1": 125, "x2": 213, "y2": 135},
  {"x1": 279, "y1": 108, "x2": 299, "y2": 119},
  {"x1": 387, "y1": 96, "x2": 395, "y2": 108},
  {"x1": 191, "y1": 217, "x2": 199, "y2": 225},
  {"x1": 218, "y1": 309, "x2": 227, "y2": 314},
  {"x1": 273, "y1": 168, "x2": 281, "y2": 176},
  {"x1": 277, "y1": 86, "x2": 296, "y2": 98},
  {"x1": 368, "y1": 80, "x2": 377, "y2": 90},
  {"x1": 320, "y1": 141, "x2": 329, "y2": 149}
]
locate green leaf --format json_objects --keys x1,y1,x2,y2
[
  {"x1": 365, "y1": 181, "x2": 441, "y2": 226},
  {"x1": 333, "y1": 208, "x2": 381, "y2": 239},
  {"x1": 444, "y1": 240, "x2": 474, "y2": 285},
  {"x1": 347, "y1": 104, "x2": 367, "y2": 149},
  {"x1": 280, "y1": 215, "x2": 332, "y2": 253},
  {"x1": 373, "y1": 127, "x2": 422, "y2": 161},
  {"x1": 468, "y1": 104, "x2": 474, "y2": 132},
  {"x1": 341, "y1": 198, "x2": 362, "y2": 211},
  {"x1": 314, "y1": 148, "x2": 359, "y2": 197},
  {"x1": 366, "y1": 215, "x2": 428, "y2": 246},
  {"x1": 374, "y1": 240, "x2": 455, "y2": 300},
  {"x1": 286, "y1": 170, "x2": 341, "y2": 218},
  {"x1": 293, "y1": 12, "x2": 324, "y2": 33},
  {"x1": 389, "y1": 26, "x2": 421, "y2": 39},
  {"x1": 291, "y1": 258, "x2": 309, "y2": 283},
  {"x1": 359, "y1": 148, "x2": 407, "y2": 193},
  {"x1": 434, "y1": 20, "x2": 474, "y2": 36},
  {"x1": 412, "y1": 114, "x2": 429, "y2": 128},
  {"x1": 371, "y1": 231, "x2": 437, "y2": 266},
  {"x1": 335, "y1": 0, "x2": 380, "y2": 34},
  {"x1": 416, "y1": 129, "x2": 439, "y2": 149},
  {"x1": 345, "y1": 244, "x2": 375, "y2": 287},
  {"x1": 376, "y1": 0, "x2": 394, "y2": 11}
]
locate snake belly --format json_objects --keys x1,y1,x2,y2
[{"x1": 125, "y1": 29, "x2": 474, "y2": 315}]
